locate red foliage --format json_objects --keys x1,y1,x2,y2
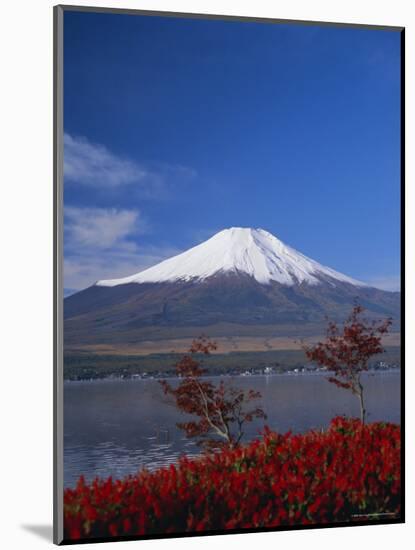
[
  {"x1": 304, "y1": 304, "x2": 392, "y2": 422},
  {"x1": 160, "y1": 337, "x2": 266, "y2": 449},
  {"x1": 64, "y1": 417, "x2": 401, "y2": 541}
]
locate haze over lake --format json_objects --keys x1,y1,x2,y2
[{"x1": 64, "y1": 371, "x2": 400, "y2": 488}]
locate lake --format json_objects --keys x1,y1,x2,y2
[{"x1": 64, "y1": 371, "x2": 401, "y2": 488}]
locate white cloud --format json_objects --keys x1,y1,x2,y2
[
  {"x1": 364, "y1": 275, "x2": 401, "y2": 292},
  {"x1": 64, "y1": 133, "x2": 149, "y2": 187},
  {"x1": 64, "y1": 246, "x2": 180, "y2": 292},
  {"x1": 64, "y1": 206, "x2": 180, "y2": 291},
  {"x1": 65, "y1": 206, "x2": 146, "y2": 250},
  {"x1": 64, "y1": 133, "x2": 196, "y2": 196}
]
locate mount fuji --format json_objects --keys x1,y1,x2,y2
[
  {"x1": 96, "y1": 228, "x2": 366, "y2": 288},
  {"x1": 64, "y1": 228, "x2": 400, "y2": 348}
]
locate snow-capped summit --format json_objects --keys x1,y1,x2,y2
[{"x1": 96, "y1": 227, "x2": 365, "y2": 288}]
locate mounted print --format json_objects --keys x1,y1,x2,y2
[{"x1": 53, "y1": 5, "x2": 404, "y2": 545}]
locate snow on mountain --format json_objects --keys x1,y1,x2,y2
[{"x1": 96, "y1": 227, "x2": 366, "y2": 288}]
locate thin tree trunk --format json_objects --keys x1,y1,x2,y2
[{"x1": 358, "y1": 384, "x2": 366, "y2": 424}]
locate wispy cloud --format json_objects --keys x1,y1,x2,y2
[
  {"x1": 64, "y1": 206, "x2": 180, "y2": 291},
  {"x1": 64, "y1": 133, "x2": 149, "y2": 187},
  {"x1": 65, "y1": 206, "x2": 146, "y2": 251},
  {"x1": 364, "y1": 275, "x2": 400, "y2": 292},
  {"x1": 64, "y1": 133, "x2": 196, "y2": 197},
  {"x1": 64, "y1": 246, "x2": 180, "y2": 292}
]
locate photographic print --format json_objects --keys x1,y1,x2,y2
[{"x1": 54, "y1": 6, "x2": 404, "y2": 544}]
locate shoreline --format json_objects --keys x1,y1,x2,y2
[{"x1": 63, "y1": 367, "x2": 401, "y2": 384}]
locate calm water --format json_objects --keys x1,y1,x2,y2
[{"x1": 64, "y1": 372, "x2": 400, "y2": 488}]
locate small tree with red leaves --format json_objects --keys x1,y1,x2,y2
[
  {"x1": 160, "y1": 336, "x2": 267, "y2": 450},
  {"x1": 304, "y1": 304, "x2": 392, "y2": 423}
]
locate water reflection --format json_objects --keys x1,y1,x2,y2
[{"x1": 64, "y1": 372, "x2": 400, "y2": 487}]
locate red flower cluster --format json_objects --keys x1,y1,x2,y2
[{"x1": 64, "y1": 417, "x2": 401, "y2": 541}]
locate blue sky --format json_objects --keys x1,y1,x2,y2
[{"x1": 63, "y1": 11, "x2": 401, "y2": 293}]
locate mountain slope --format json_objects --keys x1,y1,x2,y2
[{"x1": 64, "y1": 228, "x2": 400, "y2": 348}]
